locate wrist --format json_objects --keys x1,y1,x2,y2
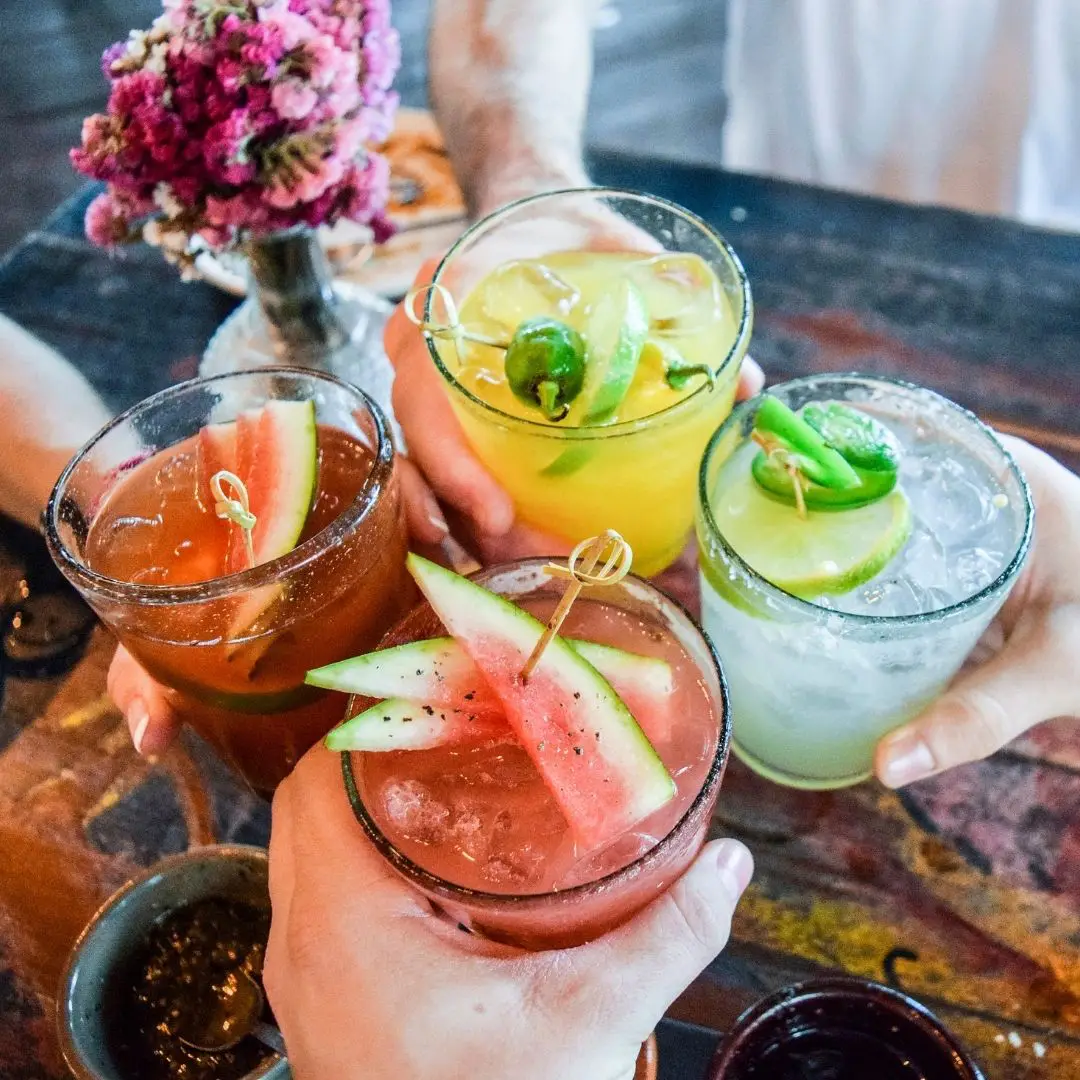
[{"x1": 471, "y1": 159, "x2": 592, "y2": 220}]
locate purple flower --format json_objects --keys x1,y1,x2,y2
[{"x1": 74, "y1": 0, "x2": 400, "y2": 252}]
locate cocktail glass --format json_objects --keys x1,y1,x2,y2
[
  {"x1": 425, "y1": 188, "x2": 753, "y2": 577},
  {"x1": 341, "y1": 558, "x2": 731, "y2": 950},
  {"x1": 47, "y1": 369, "x2": 413, "y2": 795},
  {"x1": 696, "y1": 373, "x2": 1033, "y2": 790}
]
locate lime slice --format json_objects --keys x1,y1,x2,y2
[
  {"x1": 574, "y1": 278, "x2": 649, "y2": 424},
  {"x1": 712, "y1": 466, "x2": 913, "y2": 597}
]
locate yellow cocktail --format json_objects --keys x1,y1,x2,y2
[{"x1": 424, "y1": 189, "x2": 753, "y2": 576}]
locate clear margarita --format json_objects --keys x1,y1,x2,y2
[
  {"x1": 425, "y1": 189, "x2": 753, "y2": 576},
  {"x1": 696, "y1": 374, "x2": 1032, "y2": 790}
]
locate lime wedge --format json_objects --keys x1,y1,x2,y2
[
  {"x1": 574, "y1": 278, "x2": 649, "y2": 424},
  {"x1": 712, "y1": 466, "x2": 913, "y2": 597}
]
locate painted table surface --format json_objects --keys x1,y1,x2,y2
[{"x1": 1, "y1": 152, "x2": 1078, "y2": 1080}]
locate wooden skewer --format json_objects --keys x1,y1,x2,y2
[
  {"x1": 211, "y1": 470, "x2": 257, "y2": 570},
  {"x1": 519, "y1": 530, "x2": 633, "y2": 682}
]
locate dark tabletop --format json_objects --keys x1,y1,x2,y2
[{"x1": 1, "y1": 152, "x2": 1079, "y2": 1080}]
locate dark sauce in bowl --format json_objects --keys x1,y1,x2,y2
[
  {"x1": 739, "y1": 1028, "x2": 925, "y2": 1079},
  {"x1": 103, "y1": 898, "x2": 274, "y2": 1080}
]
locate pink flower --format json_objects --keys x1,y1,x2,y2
[
  {"x1": 84, "y1": 192, "x2": 133, "y2": 246},
  {"x1": 74, "y1": 0, "x2": 400, "y2": 252},
  {"x1": 272, "y1": 80, "x2": 319, "y2": 120}
]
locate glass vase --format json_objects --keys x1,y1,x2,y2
[{"x1": 201, "y1": 228, "x2": 398, "y2": 433}]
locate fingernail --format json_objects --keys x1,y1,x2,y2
[
  {"x1": 421, "y1": 488, "x2": 449, "y2": 539},
  {"x1": 427, "y1": 510, "x2": 449, "y2": 539},
  {"x1": 712, "y1": 839, "x2": 754, "y2": 897},
  {"x1": 880, "y1": 731, "x2": 936, "y2": 788},
  {"x1": 128, "y1": 700, "x2": 150, "y2": 755}
]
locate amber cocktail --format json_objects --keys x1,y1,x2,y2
[{"x1": 47, "y1": 369, "x2": 413, "y2": 794}]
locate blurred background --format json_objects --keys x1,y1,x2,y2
[{"x1": 0, "y1": 0, "x2": 727, "y2": 254}]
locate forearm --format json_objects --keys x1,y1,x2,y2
[
  {"x1": 429, "y1": 0, "x2": 602, "y2": 218},
  {"x1": 0, "y1": 316, "x2": 111, "y2": 527}
]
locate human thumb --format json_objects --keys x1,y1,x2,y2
[
  {"x1": 574, "y1": 839, "x2": 753, "y2": 1037},
  {"x1": 875, "y1": 618, "x2": 1079, "y2": 788}
]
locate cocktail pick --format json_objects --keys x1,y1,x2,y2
[
  {"x1": 210, "y1": 470, "x2": 257, "y2": 570},
  {"x1": 404, "y1": 281, "x2": 510, "y2": 364},
  {"x1": 520, "y1": 530, "x2": 633, "y2": 682}
]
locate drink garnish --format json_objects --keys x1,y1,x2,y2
[
  {"x1": 714, "y1": 463, "x2": 913, "y2": 597},
  {"x1": 750, "y1": 396, "x2": 906, "y2": 516},
  {"x1": 640, "y1": 338, "x2": 716, "y2": 391},
  {"x1": 404, "y1": 553, "x2": 675, "y2": 850},
  {"x1": 210, "y1": 471, "x2": 257, "y2": 570},
  {"x1": 571, "y1": 279, "x2": 650, "y2": 424},
  {"x1": 521, "y1": 530, "x2": 633, "y2": 680},
  {"x1": 311, "y1": 633, "x2": 674, "y2": 747},
  {"x1": 405, "y1": 281, "x2": 510, "y2": 363},
  {"x1": 504, "y1": 317, "x2": 587, "y2": 421}
]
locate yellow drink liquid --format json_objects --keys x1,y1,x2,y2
[{"x1": 435, "y1": 250, "x2": 748, "y2": 576}]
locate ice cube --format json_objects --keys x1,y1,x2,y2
[
  {"x1": 477, "y1": 260, "x2": 580, "y2": 331},
  {"x1": 483, "y1": 845, "x2": 546, "y2": 888},
  {"x1": 448, "y1": 801, "x2": 489, "y2": 860},
  {"x1": 381, "y1": 780, "x2": 450, "y2": 845},
  {"x1": 630, "y1": 253, "x2": 722, "y2": 335},
  {"x1": 951, "y1": 547, "x2": 1004, "y2": 597},
  {"x1": 902, "y1": 447, "x2": 996, "y2": 548}
]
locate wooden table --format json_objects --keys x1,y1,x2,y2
[{"x1": 1, "y1": 153, "x2": 1078, "y2": 1079}]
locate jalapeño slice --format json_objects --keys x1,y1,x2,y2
[{"x1": 752, "y1": 398, "x2": 901, "y2": 511}]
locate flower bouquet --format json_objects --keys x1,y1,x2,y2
[
  {"x1": 72, "y1": 0, "x2": 403, "y2": 403},
  {"x1": 73, "y1": 0, "x2": 400, "y2": 273}
]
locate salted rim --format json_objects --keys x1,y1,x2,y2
[
  {"x1": 696, "y1": 371, "x2": 1035, "y2": 628},
  {"x1": 45, "y1": 367, "x2": 395, "y2": 607},
  {"x1": 341, "y1": 558, "x2": 731, "y2": 908},
  {"x1": 424, "y1": 187, "x2": 755, "y2": 440}
]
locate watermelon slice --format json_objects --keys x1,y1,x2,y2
[
  {"x1": 195, "y1": 421, "x2": 238, "y2": 514},
  {"x1": 226, "y1": 401, "x2": 317, "y2": 573},
  {"x1": 405, "y1": 555, "x2": 676, "y2": 851},
  {"x1": 308, "y1": 636, "x2": 674, "y2": 742},
  {"x1": 325, "y1": 698, "x2": 507, "y2": 752}
]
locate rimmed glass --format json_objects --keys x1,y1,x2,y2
[
  {"x1": 46, "y1": 368, "x2": 414, "y2": 795},
  {"x1": 341, "y1": 558, "x2": 731, "y2": 951},
  {"x1": 695, "y1": 373, "x2": 1034, "y2": 790},
  {"x1": 424, "y1": 188, "x2": 754, "y2": 577}
]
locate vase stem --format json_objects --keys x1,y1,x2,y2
[{"x1": 246, "y1": 230, "x2": 348, "y2": 366}]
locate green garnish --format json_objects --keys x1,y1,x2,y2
[
  {"x1": 504, "y1": 317, "x2": 586, "y2": 422},
  {"x1": 643, "y1": 339, "x2": 716, "y2": 391},
  {"x1": 751, "y1": 397, "x2": 902, "y2": 513}
]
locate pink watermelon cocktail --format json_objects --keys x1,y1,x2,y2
[{"x1": 339, "y1": 559, "x2": 730, "y2": 950}]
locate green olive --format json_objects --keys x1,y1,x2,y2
[{"x1": 504, "y1": 317, "x2": 586, "y2": 422}]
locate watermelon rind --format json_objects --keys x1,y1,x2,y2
[
  {"x1": 306, "y1": 636, "x2": 673, "y2": 712},
  {"x1": 325, "y1": 698, "x2": 506, "y2": 752},
  {"x1": 405, "y1": 554, "x2": 676, "y2": 851}
]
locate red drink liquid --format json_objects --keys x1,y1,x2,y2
[
  {"x1": 344, "y1": 561, "x2": 729, "y2": 949},
  {"x1": 48, "y1": 371, "x2": 413, "y2": 795}
]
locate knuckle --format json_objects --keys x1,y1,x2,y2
[
  {"x1": 934, "y1": 689, "x2": 1014, "y2": 762},
  {"x1": 662, "y1": 879, "x2": 732, "y2": 958}
]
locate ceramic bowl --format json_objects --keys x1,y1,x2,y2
[{"x1": 57, "y1": 844, "x2": 286, "y2": 1080}]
